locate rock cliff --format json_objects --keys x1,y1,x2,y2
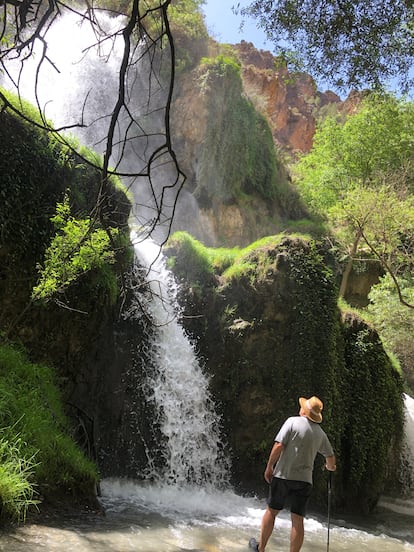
[
  {"x1": 170, "y1": 40, "x2": 362, "y2": 247},
  {"x1": 165, "y1": 233, "x2": 404, "y2": 513}
]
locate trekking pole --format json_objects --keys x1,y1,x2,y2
[{"x1": 326, "y1": 470, "x2": 332, "y2": 552}]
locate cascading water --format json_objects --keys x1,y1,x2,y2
[
  {"x1": 400, "y1": 393, "x2": 414, "y2": 496},
  {"x1": 126, "y1": 231, "x2": 229, "y2": 488},
  {"x1": 378, "y1": 393, "x2": 414, "y2": 516},
  {"x1": 405, "y1": 393, "x2": 414, "y2": 479}
]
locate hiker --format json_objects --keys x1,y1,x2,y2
[{"x1": 249, "y1": 396, "x2": 336, "y2": 552}]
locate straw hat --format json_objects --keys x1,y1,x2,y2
[{"x1": 299, "y1": 396, "x2": 323, "y2": 423}]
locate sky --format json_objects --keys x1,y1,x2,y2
[
  {"x1": 200, "y1": 0, "x2": 337, "y2": 94},
  {"x1": 201, "y1": 0, "x2": 272, "y2": 51}
]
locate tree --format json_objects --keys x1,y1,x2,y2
[
  {"x1": 0, "y1": 0, "x2": 190, "y2": 311},
  {"x1": 367, "y1": 274, "x2": 414, "y2": 391},
  {"x1": 0, "y1": 0, "x2": 186, "y2": 245},
  {"x1": 295, "y1": 93, "x2": 414, "y2": 305},
  {"x1": 239, "y1": 0, "x2": 414, "y2": 93}
]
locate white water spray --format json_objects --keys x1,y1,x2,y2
[
  {"x1": 129, "y1": 231, "x2": 230, "y2": 488},
  {"x1": 378, "y1": 393, "x2": 414, "y2": 516},
  {"x1": 396, "y1": 393, "x2": 414, "y2": 503},
  {"x1": 404, "y1": 393, "x2": 414, "y2": 464}
]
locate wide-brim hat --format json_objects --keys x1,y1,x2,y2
[{"x1": 299, "y1": 396, "x2": 323, "y2": 423}]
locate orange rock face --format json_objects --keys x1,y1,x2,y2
[{"x1": 235, "y1": 41, "x2": 343, "y2": 155}]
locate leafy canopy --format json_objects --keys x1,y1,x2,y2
[
  {"x1": 295, "y1": 93, "x2": 414, "y2": 303},
  {"x1": 296, "y1": 94, "x2": 414, "y2": 214},
  {"x1": 240, "y1": 0, "x2": 414, "y2": 92},
  {"x1": 367, "y1": 274, "x2": 414, "y2": 389},
  {"x1": 32, "y1": 195, "x2": 119, "y2": 302}
]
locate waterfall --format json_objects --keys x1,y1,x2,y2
[
  {"x1": 378, "y1": 393, "x2": 414, "y2": 516},
  {"x1": 1, "y1": 9, "x2": 181, "y2": 243},
  {"x1": 401, "y1": 394, "x2": 414, "y2": 492},
  {"x1": 128, "y1": 231, "x2": 230, "y2": 488},
  {"x1": 2, "y1": 9, "x2": 228, "y2": 488}
]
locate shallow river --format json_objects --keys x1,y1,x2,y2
[{"x1": 1, "y1": 479, "x2": 413, "y2": 552}]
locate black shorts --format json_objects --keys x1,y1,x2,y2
[{"x1": 268, "y1": 477, "x2": 312, "y2": 517}]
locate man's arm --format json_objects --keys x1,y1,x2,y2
[
  {"x1": 325, "y1": 455, "x2": 336, "y2": 471},
  {"x1": 264, "y1": 441, "x2": 284, "y2": 483}
]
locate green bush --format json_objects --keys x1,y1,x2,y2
[{"x1": 0, "y1": 344, "x2": 98, "y2": 522}]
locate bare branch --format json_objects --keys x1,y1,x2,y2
[{"x1": 358, "y1": 223, "x2": 414, "y2": 309}]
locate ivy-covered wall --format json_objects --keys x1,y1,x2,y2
[
  {"x1": 0, "y1": 94, "x2": 137, "y2": 517},
  {"x1": 339, "y1": 314, "x2": 404, "y2": 511},
  {"x1": 197, "y1": 55, "x2": 281, "y2": 203},
  {"x1": 0, "y1": 91, "x2": 131, "y2": 337},
  {"x1": 165, "y1": 232, "x2": 404, "y2": 514}
]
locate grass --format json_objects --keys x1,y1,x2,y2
[
  {"x1": 0, "y1": 430, "x2": 39, "y2": 521},
  {"x1": 166, "y1": 231, "x2": 303, "y2": 287},
  {"x1": 0, "y1": 344, "x2": 98, "y2": 522}
]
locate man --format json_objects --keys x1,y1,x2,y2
[{"x1": 249, "y1": 396, "x2": 336, "y2": 552}]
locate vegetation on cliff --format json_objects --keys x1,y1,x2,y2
[
  {"x1": 197, "y1": 54, "x2": 281, "y2": 202},
  {"x1": 0, "y1": 89, "x2": 131, "y2": 332},
  {"x1": 165, "y1": 231, "x2": 404, "y2": 512},
  {"x1": 0, "y1": 345, "x2": 98, "y2": 522},
  {"x1": 0, "y1": 91, "x2": 131, "y2": 522},
  {"x1": 294, "y1": 92, "x2": 414, "y2": 392}
]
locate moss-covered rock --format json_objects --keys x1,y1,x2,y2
[
  {"x1": 0, "y1": 93, "x2": 135, "y2": 518},
  {"x1": 165, "y1": 232, "x2": 404, "y2": 514}
]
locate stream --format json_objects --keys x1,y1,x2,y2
[{"x1": 1, "y1": 479, "x2": 413, "y2": 551}]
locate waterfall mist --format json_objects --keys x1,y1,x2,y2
[
  {"x1": 2, "y1": 7, "x2": 231, "y2": 489},
  {"x1": 127, "y1": 233, "x2": 230, "y2": 488},
  {"x1": 1, "y1": 8, "x2": 184, "y2": 243}
]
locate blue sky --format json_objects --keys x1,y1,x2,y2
[{"x1": 201, "y1": 0, "x2": 272, "y2": 51}]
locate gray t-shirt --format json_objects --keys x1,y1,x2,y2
[{"x1": 273, "y1": 415, "x2": 334, "y2": 484}]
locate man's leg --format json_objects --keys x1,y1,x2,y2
[
  {"x1": 258, "y1": 507, "x2": 279, "y2": 552},
  {"x1": 290, "y1": 513, "x2": 304, "y2": 552}
]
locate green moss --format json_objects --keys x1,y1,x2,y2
[
  {"x1": 166, "y1": 231, "x2": 214, "y2": 285},
  {"x1": 166, "y1": 232, "x2": 289, "y2": 286},
  {"x1": 0, "y1": 87, "x2": 131, "y2": 311},
  {"x1": 339, "y1": 317, "x2": 404, "y2": 510},
  {"x1": 0, "y1": 344, "x2": 98, "y2": 522},
  {"x1": 196, "y1": 55, "x2": 284, "y2": 203}
]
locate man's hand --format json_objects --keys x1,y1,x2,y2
[
  {"x1": 264, "y1": 465, "x2": 273, "y2": 484},
  {"x1": 264, "y1": 442, "x2": 284, "y2": 483},
  {"x1": 325, "y1": 455, "x2": 336, "y2": 471}
]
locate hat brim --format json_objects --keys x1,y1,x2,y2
[{"x1": 299, "y1": 397, "x2": 322, "y2": 423}]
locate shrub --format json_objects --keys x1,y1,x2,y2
[{"x1": 0, "y1": 344, "x2": 98, "y2": 522}]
